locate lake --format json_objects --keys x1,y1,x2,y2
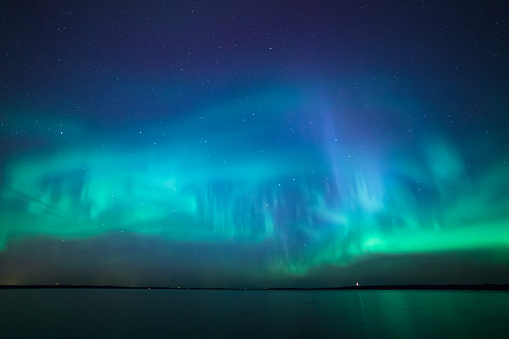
[{"x1": 1, "y1": 289, "x2": 508, "y2": 338}]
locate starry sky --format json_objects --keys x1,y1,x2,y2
[{"x1": 1, "y1": 1, "x2": 508, "y2": 288}]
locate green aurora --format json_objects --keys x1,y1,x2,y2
[{"x1": 2, "y1": 83, "x2": 508, "y2": 284}]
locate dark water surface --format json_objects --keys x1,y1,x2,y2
[{"x1": 1, "y1": 289, "x2": 508, "y2": 338}]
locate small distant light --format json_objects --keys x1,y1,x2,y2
[{"x1": 356, "y1": 282, "x2": 359, "y2": 286}]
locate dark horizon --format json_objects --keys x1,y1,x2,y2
[{"x1": 2, "y1": 283, "x2": 509, "y2": 292}]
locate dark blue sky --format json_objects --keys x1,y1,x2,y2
[{"x1": 1, "y1": 1, "x2": 508, "y2": 287}]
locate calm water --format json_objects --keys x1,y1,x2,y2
[{"x1": 1, "y1": 289, "x2": 508, "y2": 338}]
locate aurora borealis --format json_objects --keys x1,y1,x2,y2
[{"x1": 1, "y1": 1, "x2": 508, "y2": 287}]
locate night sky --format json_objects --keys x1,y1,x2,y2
[{"x1": 1, "y1": 1, "x2": 508, "y2": 288}]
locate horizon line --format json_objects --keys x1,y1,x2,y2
[{"x1": 1, "y1": 283, "x2": 509, "y2": 291}]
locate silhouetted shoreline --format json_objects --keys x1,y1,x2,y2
[{"x1": 1, "y1": 284, "x2": 508, "y2": 291}]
